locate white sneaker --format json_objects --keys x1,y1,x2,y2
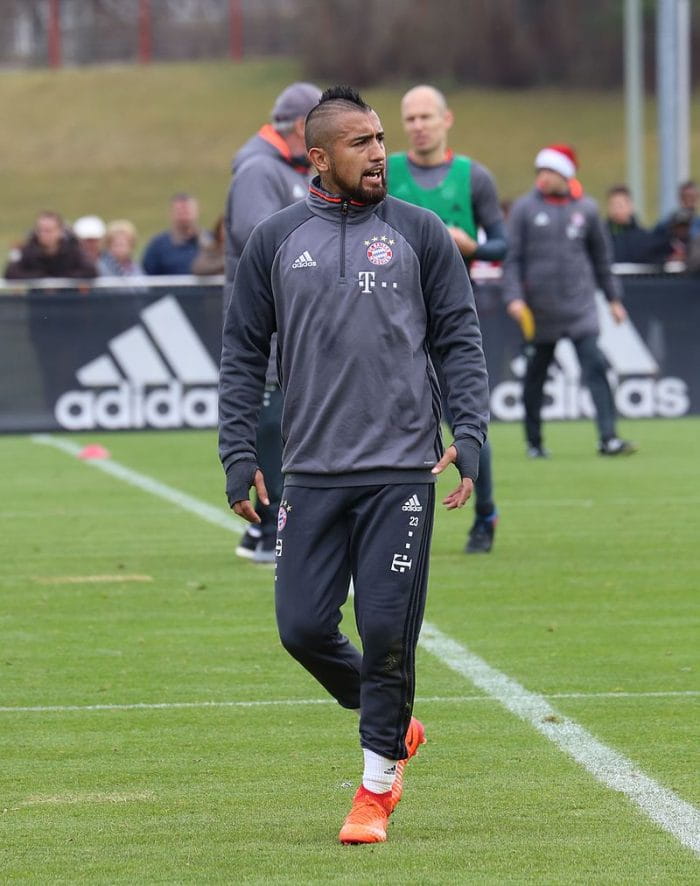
[
  {"x1": 598, "y1": 437, "x2": 638, "y2": 456},
  {"x1": 235, "y1": 528, "x2": 261, "y2": 559}
]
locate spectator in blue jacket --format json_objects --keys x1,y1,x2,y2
[{"x1": 142, "y1": 193, "x2": 201, "y2": 275}]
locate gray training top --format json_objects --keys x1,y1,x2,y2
[
  {"x1": 224, "y1": 126, "x2": 312, "y2": 286},
  {"x1": 219, "y1": 179, "x2": 489, "y2": 486},
  {"x1": 502, "y1": 187, "x2": 622, "y2": 343},
  {"x1": 224, "y1": 126, "x2": 313, "y2": 382}
]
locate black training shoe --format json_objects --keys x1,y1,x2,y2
[
  {"x1": 526, "y1": 445, "x2": 550, "y2": 459},
  {"x1": 465, "y1": 513, "x2": 498, "y2": 554},
  {"x1": 235, "y1": 528, "x2": 260, "y2": 560},
  {"x1": 598, "y1": 437, "x2": 638, "y2": 456},
  {"x1": 253, "y1": 535, "x2": 277, "y2": 564}
]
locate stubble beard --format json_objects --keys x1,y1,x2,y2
[{"x1": 329, "y1": 161, "x2": 387, "y2": 205}]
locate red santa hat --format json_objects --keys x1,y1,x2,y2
[{"x1": 534, "y1": 144, "x2": 578, "y2": 180}]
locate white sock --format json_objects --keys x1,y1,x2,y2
[{"x1": 362, "y1": 749, "x2": 397, "y2": 795}]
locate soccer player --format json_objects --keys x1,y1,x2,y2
[
  {"x1": 224, "y1": 82, "x2": 322, "y2": 563},
  {"x1": 503, "y1": 144, "x2": 637, "y2": 457},
  {"x1": 388, "y1": 85, "x2": 506, "y2": 553},
  {"x1": 219, "y1": 86, "x2": 489, "y2": 844}
]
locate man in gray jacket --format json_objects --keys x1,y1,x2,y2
[
  {"x1": 219, "y1": 86, "x2": 489, "y2": 844},
  {"x1": 503, "y1": 144, "x2": 637, "y2": 457},
  {"x1": 224, "y1": 82, "x2": 322, "y2": 563}
]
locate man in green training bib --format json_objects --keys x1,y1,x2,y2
[{"x1": 388, "y1": 84, "x2": 507, "y2": 554}]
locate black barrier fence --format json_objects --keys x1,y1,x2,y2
[{"x1": 0, "y1": 276, "x2": 698, "y2": 434}]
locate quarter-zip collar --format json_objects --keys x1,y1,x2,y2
[{"x1": 307, "y1": 176, "x2": 381, "y2": 224}]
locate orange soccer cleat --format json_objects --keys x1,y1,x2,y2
[
  {"x1": 390, "y1": 716, "x2": 426, "y2": 811},
  {"x1": 339, "y1": 785, "x2": 393, "y2": 845}
]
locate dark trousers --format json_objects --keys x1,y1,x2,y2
[
  {"x1": 474, "y1": 439, "x2": 494, "y2": 516},
  {"x1": 523, "y1": 335, "x2": 617, "y2": 446},
  {"x1": 254, "y1": 385, "x2": 284, "y2": 541},
  {"x1": 274, "y1": 482, "x2": 435, "y2": 760}
]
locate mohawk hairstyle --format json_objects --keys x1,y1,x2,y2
[
  {"x1": 317, "y1": 85, "x2": 369, "y2": 110},
  {"x1": 305, "y1": 85, "x2": 373, "y2": 151}
]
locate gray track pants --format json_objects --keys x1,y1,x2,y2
[{"x1": 274, "y1": 482, "x2": 435, "y2": 760}]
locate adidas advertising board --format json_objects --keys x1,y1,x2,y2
[
  {"x1": 475, "y1": 284, "x2": 694, "y2": 423},
  {"x1": 0, "y1": 277, "x2": 696, "y2": 433},
  {"x1": 54, "y1": 295, "x2": 219, "y2": 430}
]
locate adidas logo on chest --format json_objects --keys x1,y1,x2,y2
[{"x1": 291, "y1": 250, "x2": 317, "y2": 269}]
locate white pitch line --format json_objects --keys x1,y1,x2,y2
[
  {"x1": 419, "y1": 623, "x2": 700, "y2": 857},
  {"x1": 1, "y1": 690, "x2": 698, "y2": 715},
  {"x1": 30, "y1": 434, "x2": 700, "y2": 856},
  {"x1": 499, "y1": 496, "x2": 700, "y2": 509},
  {"x1": 31, "y1": 434, "x2": 246, "y2": 536}
]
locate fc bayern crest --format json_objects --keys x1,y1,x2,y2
[
  {"x1": 277, "y1": 506, "x2": 287, "y2": 532},
  {"x1": 367, "y1": 240, "x2": 393, "y2": 266}
]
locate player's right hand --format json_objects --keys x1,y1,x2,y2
[
  {"x1": 507, "y1": 299, "x2": 535, "y2": 340},
  {"x1": 233, "y1": 470, "x2": 269, "y2": 523}
]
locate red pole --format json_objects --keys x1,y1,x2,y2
[
  {"x1": 229, "y1": 0, "x2": 243, "y2": 61},
  {"x1": 48, "y1": 0, "x2": 61, "y2": 68},
  {"x1": 138, "y1": 0, "x2": 152, "y2": 64}
]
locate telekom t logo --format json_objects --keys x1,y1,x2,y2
[
  {"x1": 358, "y1": 271, "x2": 376, "y2": 294},
  {"x1": 358, "y1": 271, "x2": 399, "y2": 294}
]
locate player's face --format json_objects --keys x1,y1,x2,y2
[
  {"x1": 324, "y1": 110, "x2": 387, "y2": 204},
  {"x1": 401, "y1": 90, "x2": 452, "y2": 158},
  {"x1": 535, "y1": 168, "x2": 570, "y2": 196}
]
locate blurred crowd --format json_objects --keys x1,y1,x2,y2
[
  {"x1": 604, "y1": 179, "x2": 700, "y2": 270},
  {"x1": 3, "y1": 193, "x2": 225, "y2": 285},
  {"x1": 3, "y1": 178, "x2": 700, "y2": 285}
]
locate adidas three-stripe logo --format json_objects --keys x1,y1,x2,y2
[
  {"x1": 291, "y1": 250, "x2": 317, "y2": 269},
  {"x1": 54, "y1": 295, "x2": 220, "y2": 432},
  {"x1": 74, "y1": 295, "x2": 218, "y2": 387},
  {"x1": 402, "y1": 494, "x2": 422, "y2": 512}
]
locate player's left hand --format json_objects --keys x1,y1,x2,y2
[
  {"x1": 610, "y1": 300, "x2": 627, "y2": 324},
  {"x1": 446, "y1": 226, "x2": 478, "y2": 258},
  {"x1": 432, "y1": 444, "x2": 475, "y2": 509}
]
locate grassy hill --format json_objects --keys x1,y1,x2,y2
[{"x1": 0, "y1": 57, "x2": 697, "y2": 256}]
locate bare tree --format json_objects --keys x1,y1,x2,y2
[{"x1": 297, "y1": 0, "x2": 696, "y2": 89}]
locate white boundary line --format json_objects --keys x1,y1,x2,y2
[
  {"x1": 1, "y1": 690, "x2": 698, "y2": 715},
  {"x1": 31, "y1": 434, "x2": 246, "y2": 535},
  {"x1": 29, "y1": 434, "x2": 700, "y2": 857},
  {"x1": 419, "y1": 624, "x2": 700, "y2": 857}
]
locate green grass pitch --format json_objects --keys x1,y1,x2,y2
[{"x1": 1, "y1": 419, "x2": 698, "y2": 882}]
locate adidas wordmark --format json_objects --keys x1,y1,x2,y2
[
  {"x1": 402, "y1": 494, "x2": 422, "y2": 512},
  {"x1": 53, "y1": 295, "x2": 219, "y2": 431},
  {"x1": 291, "y1": 250, "x2": 317, "y2": 269}
]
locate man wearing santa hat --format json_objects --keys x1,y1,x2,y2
[{"x1": 502, "y1": 144, "x2": 637, "y2": 457}]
